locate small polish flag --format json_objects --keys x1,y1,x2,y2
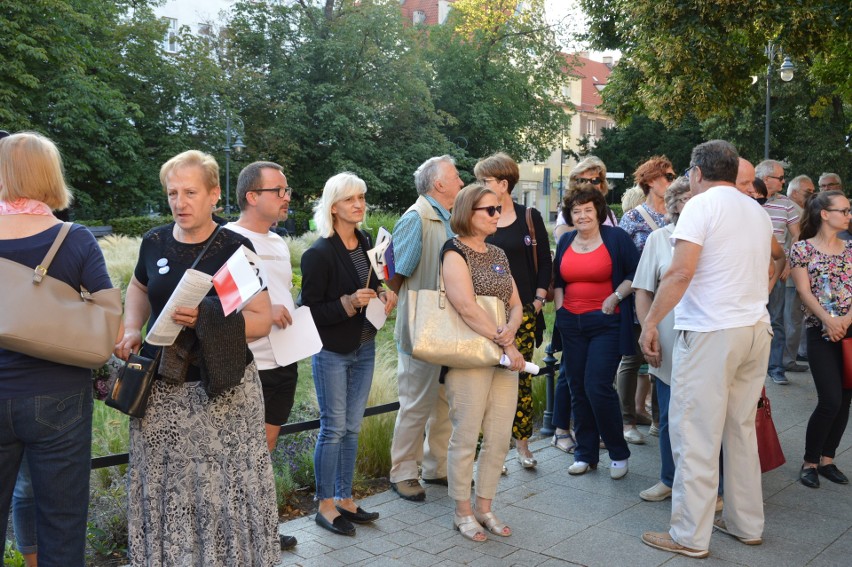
[{"x1": 213, "y1": 246, "x2": 263, "y2": 316}]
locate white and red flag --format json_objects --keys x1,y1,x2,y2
[{"x1": 213, "y1": 246, "x2": 265, "y2": 316}]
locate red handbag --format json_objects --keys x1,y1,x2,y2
[
  {"x1": 756, "y1": 387, "x2": 785, "y2": 473},
  {"x1": 841, "y1": 338, "x2": 852, "y2": 389}
]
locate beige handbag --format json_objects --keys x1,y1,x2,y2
[
  {"x1": 0, "y1": 223, "x2": 122, "y2": 369},
  {"x1": 408, "y1": 263, "x2": 505, "y2": 369}
]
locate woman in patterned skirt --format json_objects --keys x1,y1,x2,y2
[{"x1": 115, "y1": 150, "x2": 279, "y2": 566}]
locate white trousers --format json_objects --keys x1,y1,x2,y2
[
  {"x1": 669, "y1": 323, "x2": 772, "y2": 550},
  {"x1": 389, "y1": 352, "x2": 451, "y2": 482}
]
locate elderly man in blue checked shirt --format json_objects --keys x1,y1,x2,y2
[{"x1": 387, "y1": 155, "x2": 464, "y2": 501}]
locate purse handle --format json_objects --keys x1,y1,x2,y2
[
  {"x1": 189, "y1": 225, "x2": 223, "y2": 270},
  {"x1": 33, "y1": 222, "x2": 73, "y2": 284}
]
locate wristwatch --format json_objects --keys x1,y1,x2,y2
[
  {"x1": 613, "y1": 290, "x2": 624, "y2": 302},
  {"x1": 534, "y1": 295, "x2": 547, "y2": 303}
]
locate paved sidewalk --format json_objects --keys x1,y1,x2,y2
[{"x1": 275, "y1": 371, "x2": 852, "y2": 566}]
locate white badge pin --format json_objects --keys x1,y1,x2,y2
[
  {"x1": 158, "y1": 266, "x2": 170, "y2": 275},
  {"x1": 157, "y1": 258, "x2": 168, "y2": 267}
]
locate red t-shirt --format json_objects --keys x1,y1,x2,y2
[{"x1": 560, "y1": 245, "x2": 616, "y2": 314}]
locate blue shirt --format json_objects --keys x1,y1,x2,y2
[{"x1": 392, "y1": 195, "x2": 453, "y2": 277}]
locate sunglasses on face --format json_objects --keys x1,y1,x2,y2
[
  {"x1": 663, "y1": 173, "x2": 677, "y2": 182},
  {"x1": 472, "y1": 205, "x2": 502, "y2": 217},
  {"x1": 577, "y1": 177, "x2": 603, "y2": 185}
]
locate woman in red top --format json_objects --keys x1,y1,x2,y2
[{"x1": 552, "y1": 186, "x2": 639, "y2": 479}]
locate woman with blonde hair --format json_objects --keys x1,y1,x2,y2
[
  {"x1": 300, "y1": 172, "x2": 397, "y2": 536},
  {"x1": 1, "y1": 132, "x2": 120, "y2": 566},
  {"x1": 116, "y1": 149, "x2": 279, "y2": 566}
]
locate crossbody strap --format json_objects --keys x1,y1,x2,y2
[
  {"x1": 189, "y1": 225, "x2": 223, "y2": 270},
  {"x1": 525, "y1": 207, "x2": 539, "y2": 274},
  {"x1": 635, "y1": 204, "x2": 660, "y2": 231},
  {"x1": 33, "y1": 222, "x2": 73, "y2": 284}
]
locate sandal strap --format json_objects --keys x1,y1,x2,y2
[
  {"x1": 454, "y1": 514, "x2": 487, "y2": 541},
  {"x1": 474, "y1": 510, "x2": 511, "y2": 536}
]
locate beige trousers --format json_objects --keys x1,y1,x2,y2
[
  {"x1": 669, "y1": 323, "x2": 772, "y2": 550},
  {"x1": 445, "y1": 365, "x2": 518, "y2": 501},
  {"x1": 389, "y1": 352, "x2": 451, "y2": 483}
]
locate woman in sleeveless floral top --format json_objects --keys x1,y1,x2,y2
[
  {"x1": 790, "y1": 190, "x2": 852, "y2": 488},
  {"x1": 441, "y1": 184, "x2": 525, "y2": 543}
]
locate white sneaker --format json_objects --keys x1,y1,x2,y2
[
  {"x1": 623, "y1": 427, "x2": 645, "y2": 445},
  {"x1": 640, "y1": 482, "x2": 672, "y2": 501}
]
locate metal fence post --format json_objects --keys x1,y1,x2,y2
[{"x1": 540, "y1": 341, "x2": 557, "y2": 437}]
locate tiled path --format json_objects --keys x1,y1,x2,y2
[{"x1": 275, "y1": 370, "x2": 852, "y2": 566}]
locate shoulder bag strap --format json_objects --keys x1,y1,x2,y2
[
  {"x1": 189, "y1": 225, "x2": 223, "y2": 270},
  {"x1": 635, "y1": 204, "x2": 660, "y2": 231},
  {"x1": 33, "y1": 222, "x2": 73, "y2": 284},
  {"x1": 525, "y1": 207, "x2": 539, "y2": 274}
]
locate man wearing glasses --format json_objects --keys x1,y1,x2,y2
[
  {"x1": 818, "y1": 172, "x2": 843, "y2": 192},
  {"x1": 756, "y1": 159, "x2": 799, "y2": 385},
  {"x1": 226, "y1": 161, "x2": 299, "y2": 550}
]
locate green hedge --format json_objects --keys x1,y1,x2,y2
[
  {"x1": 109, "y1": 216, "x2": 170, "y2": 236},
  {"x1": 609, "y1": 204, "x2": 623, "y2": 219}
]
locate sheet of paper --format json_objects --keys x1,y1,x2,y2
[
  {"x1": 367, "y1": 227, "x2": 392, "y2": 281},
  {"x1": 365, "y1": 297, "x2": 388, "y2": 329},
  {"x1": 270, "y1": 305, "x2": 323, "y2": 367},
  {"x1": 145, "y1": 269, "x2": 213, "y2": 346}
]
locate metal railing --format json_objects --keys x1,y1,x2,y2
[{"x1": 91, "y1": 358, "x2": 560, "y2": 470}]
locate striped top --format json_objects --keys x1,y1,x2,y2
[
  {"x1": 762, "y1": 193, "x2": 799, "y2": 250},
  {"x1": 349, "y1": 245, "x2": 378, "y2": 344}
]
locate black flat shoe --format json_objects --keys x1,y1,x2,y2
[
  {"x1": 315, "y1": 512, "x2": 356, "y2": 536},
  {"x1": 817, "y1": 464, "x2": 849, "y2": 484},
  {"x1": 800, "y1": 465, "x2": 820, "y2": 488},
  {"x1": 336, "y1": 505, "x2": 380, "y2": 524},
  {"x1": 279, "y1": 534, "x2": 297, "y2": 550},
  {"x1": 421, "y1": 476, "x2": 448, "y2": 486}
]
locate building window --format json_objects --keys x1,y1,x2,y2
[
  {"x1": 438, "y1": 1, "x2": 451, "y2": 24},
  {"x1": 413, "y1": 10, "x2": 426, "y2": 25},
  {"x1": 162, "y1": 17, "x2": 177, "y2": 53},
  {"x1": 586, "y1": 119, "x2": 597, "y2": 137}
]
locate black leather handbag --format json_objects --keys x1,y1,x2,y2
[{"x1": 105, "y1": 347, "x2": 162, "y2": 418}]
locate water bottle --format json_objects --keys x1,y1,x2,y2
[{"x1": 819, "y1": 273, "x2": 838, "y2": 339}]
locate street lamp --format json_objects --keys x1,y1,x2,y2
[
  {"x1": 223, "y1": 114, "x2": 246, "y2": 214},
  {"x1": 764, "y1": 42, "x2": 795, "y2": 160}
]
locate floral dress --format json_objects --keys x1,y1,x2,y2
[{"x1": 789, "y1": 239, "x2": 852, "y2": 328}]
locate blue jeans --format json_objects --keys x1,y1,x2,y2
[
  {"x1": 0, "y1": 385, "x2": 93, "y2": 567},
  {"x1": 13, "y1": 457, "x2": 37, "y2": 555},
  {"x1": 655, "y1": 379, "x2": 675, "y2": 487},
  {"x1": 312, "y1": 341, "x2": 375, "y2": 500},
  {"x1": 767, "y1": 279, "x2": 786, "y2": 379},
  {"x1": 556, "y1": 308, "x2": 630, "y2": 464}
]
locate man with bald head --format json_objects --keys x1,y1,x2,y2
[{"x1": 735, "y1": 158, "x2": 756, "y2": 195}]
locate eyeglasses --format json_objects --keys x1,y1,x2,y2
[
  {"x1": 820, "y1": 182, "x2": 841, "y2": 189},
  {"x1": 472, "y1": 205, "x2": 502, "y2": 217},
  {"x1": 576, "y1": 177, "x2": 602, "y2": 185},
  {"x1": 663, "y1": 173, "x2": 677, "y2": 182},
  {"x1": 682, "y1": 165, "x2": 696, "y2": 179},
  {"x1": 825, "y1": 208, "x2": 852, "y2": 216},
  {"x1": 253, "y1": 187, "x2": 292, "y2": 198},
  {"x1": 766, "y1": 175, "x2": 785, "y2": 182}
]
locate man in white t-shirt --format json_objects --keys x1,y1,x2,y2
[
  {"x1": 638, "y1": 140, "x2": 774, "y2": 559},
  {"x1": 226, "y1": 161, "x2": 298, "y2": 549}
]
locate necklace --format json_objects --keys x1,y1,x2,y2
[{"x1": 575, "y1": 235, "x2": 600, "y2": 252}]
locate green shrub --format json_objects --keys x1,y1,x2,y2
[
  {"x1": 99, "y1": 235, "x2": 141, "y2": 297},
  {"x1": 609, "y1": 203, "x2": 623, "y2": 219},
  {"x1": 73, "y1": 219, "x2": 107, "y2": 227},
  {"x1": 355, "y1": 341, "x2": 398, "y2": 479},
  {"x1": 3, "y1": 541, "x2": 25, "y2": 567},
  {"x1": 361, "y1": 210, "x2": 400, "y2": 242},
  {"x1": 288, "y1": 208, "x2": 314, "y2": 236},
  {"x1": 109, "y1": 216, "x2": 169, "y2": 237}
]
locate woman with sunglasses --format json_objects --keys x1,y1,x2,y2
[
  {"x1": 553, "y1": 186, "x2": 639, "y2": 479},
  {"x1": 441, "y1": 184, "x2": 525, "y2": 542},
  {"x1": 554, "y1": 156, "x2": 617, "y2": 240},
  {"x1": 790, "y1": 190, "x2": 852, "y2": 488},
  {"x1": 475, "y1": 153, "x2": 552, "y2": 470},
  {"x1": 616, "y1": 157, "x2": 676, "y2": 445}
]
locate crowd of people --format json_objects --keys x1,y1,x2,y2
[{"x1": 0, "y1": 128, "x2": 849, "y2": 565}]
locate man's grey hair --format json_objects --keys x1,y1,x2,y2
[
  {"x1": 787, "y1": 174, "x2": 812, "y2": 196},
  {"x1": 690, "y1": 140, "x2": 739, "y2": 183},
  {"x1": 414, "y1": 155, "x2": 455, "y2": 196},
  {"x1": 819, "y1": 172, "x2": 842, "y2": 186},
  {"x1": 755, "y1": 159, "x2": 785, "y2": 180}
]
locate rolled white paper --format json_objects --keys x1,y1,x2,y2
[{"x1": 500, "y1": 354, "x2": 540, "y2": 375}]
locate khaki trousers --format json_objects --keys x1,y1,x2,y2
[
  {"x1": 389, "y1": 352, "x2": 451, "y2": 483},
  {"x1": 445, "y1": 365, "x2": 518, "y2": 501},
  {"x1": 669, "y1": 323, "x2": 771, "y2": 550}
]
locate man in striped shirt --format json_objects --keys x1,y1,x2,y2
[{"x1": 757, "y1": 159, "x2": 800, "y2": 385}]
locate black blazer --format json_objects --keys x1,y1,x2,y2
[{"x1": 300, "y1": 229, "x2": 380, "y2": 354}]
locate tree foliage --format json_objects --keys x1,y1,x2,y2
[{"x1": 579, "y1": 0, "x2": 851, "y2": 127}]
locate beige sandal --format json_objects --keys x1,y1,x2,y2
[
  {"x1": 474, "y1": 510, "x2": 512, "y2": 537},
  {"x1": 453, "y1": 514, "x2": 487, "y2": 542}
]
